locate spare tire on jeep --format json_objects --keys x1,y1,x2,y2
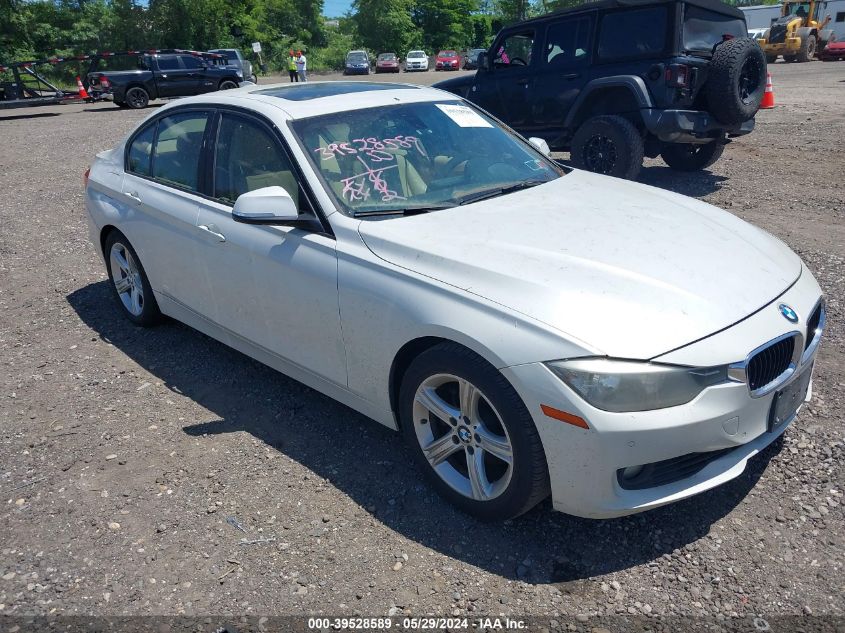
[{"x1": 705, "y1": 37, "x2": 767, "y2": 125}]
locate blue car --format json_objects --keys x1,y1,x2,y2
[{"x1": 344, "y1": 50, "x2": 370, "y2": 75}]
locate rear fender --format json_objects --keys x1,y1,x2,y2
[{"x1": 563, "y1": 76, "x2": 652, "y2": 130}]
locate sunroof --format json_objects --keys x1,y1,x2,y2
[{"x1": 254, "y1": 82, "x2": 420, "y2": 102}]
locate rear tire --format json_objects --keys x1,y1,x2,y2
[
  {"x1": 797, "y1": 35, "x2": 816, "y2": 62},
  {"x1": 104, "y1": 231, "x2": 162, "y2": 327},
  {"x1": 124, "y1": 87, "x2": 149, "y2": 109},
  {"x1": 660, "y1": 141, "x2": 725, "y2": 171},
  {"x1": 705, "y1": 37, "x2": 767, "y2": 124},
  {"x1": 399, "y1": 342, "x2": 550, "y2": 521},
  {"x1": 569, "y1": 115, "x2": 644, "y2": 180}
]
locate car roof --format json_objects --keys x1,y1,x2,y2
[
  {"x1": 169, "y1": 81, "x2": 456, "y2": 120},
  {"x1": 512, "y1": 0, "x2": 744, "y2": 25}
]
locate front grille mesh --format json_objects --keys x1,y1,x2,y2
[
  {"x1": 747, "y1": 336, "x2": 794, "y2": 391},
  {"x1": 805, "y1": 304, "x2": 822, "y2": 351}
]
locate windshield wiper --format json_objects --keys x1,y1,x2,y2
[
  {"x1": 453, "y1": 180, "x2": 547, "y2": 206},
  {"x1": 353, "y1": 203, "x2": 454, "y2": 218}
]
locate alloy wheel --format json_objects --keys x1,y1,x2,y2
[
  {"x1": 412, "y1": 373, "x2": 513, "y2": 501},
  {"x1": 109, "y1": 242, "x2": 144, "y2": 316},
  {"x1": 583, "y1": 134, "x2": 618, "y2": 174},
  {"x1": 738, "y1": 56, "x2": 762, "y2": 105}
]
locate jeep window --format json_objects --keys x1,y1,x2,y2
[
  {"x1": 494, "y1": 31, "x2": 535, "y2": 68},
  {"x1": 683, "y1": 5, "x2": 747, "y2": 54},
  {"x1": 544, "y1": 16, "x2": 592, "y2": 67},
  {"x1": 598, "y1": 7, "x2": 669, "y2": 61}
]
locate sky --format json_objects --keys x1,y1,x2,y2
[{"x1": 322, "y1": 0, "x2": 353, "y2": 17}]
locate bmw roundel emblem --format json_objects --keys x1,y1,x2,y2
[{"x1": 779, "y1": 303, "x2": 798, "y2": 323}]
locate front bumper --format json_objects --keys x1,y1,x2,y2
[
  {"x1": 345, "y1": 67, "x2": 370, "y2": 74},
  {"x1": 502, "y1": 268, "x2": 823, "y2": 519},
  {"x1": 759, "y1": 37, "x2": 802, "y2": 55},
  {"x1": 640, "y1": 108, "x2": 755, "y2": 143}
]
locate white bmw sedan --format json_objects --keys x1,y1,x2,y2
[{"x1": 84, "y1": 82, "x2": 825, "y2": 520}]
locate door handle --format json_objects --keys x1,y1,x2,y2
[
  {"x1": 562, "y1": 73, "x2": 580, "y2": 80},
  {"x1": 517, "y1": 78, "x2": 530, "y2": 86},
  {"x1": 125, "y1": 190, "x2": 142, "y2": 204},
  {"x1": 198, "y1": 224, "x2": 226, "y2": 242}
]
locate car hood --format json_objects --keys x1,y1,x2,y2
[{"x1": 357, "y1": 170, "x2": 802, "y2": 360}]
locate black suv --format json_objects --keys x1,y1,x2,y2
[{"x1": 434, "y1": 0, "x2": 766, "y2": 179}]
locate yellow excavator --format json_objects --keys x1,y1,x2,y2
[{"x1": 757, "y1": 0, "x2": 834, "y2": 63}]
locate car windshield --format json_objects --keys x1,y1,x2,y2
[
  {"x1": 408, "y1": 51, "x2": 425, "y2": 58},
  {"x1": 440, "y1": 51, "x2": 457, "y2": 57},
  {"x1": 347, "y1": 53, "x2": 368, "y2": 62},
  {"x1": 291, "y1": 101, "x2": 563, "y2": 217},
  {"x1": 378, "y1": 53, "x2": 396, "y2": 61},
  {"x1": 683, "y1": 5, "x2": 747, "y2": 53}
]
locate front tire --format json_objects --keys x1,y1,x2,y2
[
  {"x1": 104, "y1": 231, "x2": 162, "y2": 327},
  {"x1": 569, "y1": 115, "x2": 644, "y2": 180},
  {"x1": 797, "y1": 35, "x2": 816, "y2": 62},
  {"x1": 399, "y1": 343, "x2": 550, "y2": 520},
  {"x1": 660, "y1": 140, "x2": 725, "y2": 171},
  {"x1": 219, "y1": 79, "x2": 238, "y2": 90}
]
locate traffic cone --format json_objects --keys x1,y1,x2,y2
[
  {"x1": 760, "y1": 72, "x2": 775, "y2": 109},
  {"x1": 75, "y1": 76, "x2": 89, "y2": 100}
]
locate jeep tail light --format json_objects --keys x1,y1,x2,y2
[{"x1": 665, "y1": 63, "x2": 690, "y2": 88}]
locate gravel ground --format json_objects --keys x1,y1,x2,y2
[{"x1": 0, "y1": 61, "x2": 843, "y2": 630}]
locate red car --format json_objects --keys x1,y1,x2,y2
[
  {"x1": 435, "y1": 50, "x2": 460, "y2": 71},
  {"x1": 375, "y1": 52, "x2": 400, "y2": 73},
  {"x1": 819, "y1": 40, "x2": 845, "y2": 61}
]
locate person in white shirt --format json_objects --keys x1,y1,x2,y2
[{"x1": 295, "y1": 50, "x2": 307, "y2": 82}]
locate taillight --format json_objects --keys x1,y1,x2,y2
[
  {"x1": 100, "y1": 76, "x2": 110, "y2": 88},
  {"x1": 83, "y1": 167, "x2": 90, "y2": 188},
  {"x1": 665, "y1": 63, "x2": 690, "y2": 88}
]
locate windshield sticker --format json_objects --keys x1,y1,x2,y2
[
  {"x1": 436, "y1": 103, "x2": 493, "y2": 128},
  {"x1": 340, "y1": 156, "x2": 406, "y2": 203},
  {"x1": 524, "y1": 159, "x2": 545, "y2": 171}
]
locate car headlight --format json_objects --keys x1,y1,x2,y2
[{"x1": 545, "y1": 358, "x2": 728, "y2": 412}]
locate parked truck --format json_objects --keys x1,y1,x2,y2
[{"x1": 87, "y1": 51, "x2": 241, "y2": 108}]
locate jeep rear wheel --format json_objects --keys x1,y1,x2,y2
[
  {"x1": 570, "y1": 115, "x2": 644, "y2": 180},
  {"x1": 705, "y1": 37, "x2": 767, "y2": 125},
  {"x1": 660, "y1": 141, "x2": 725, "y2": 172}
]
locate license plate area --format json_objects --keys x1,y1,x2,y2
[{"x1": 768, "y1": 363, "x2": 813, "y2": 432}]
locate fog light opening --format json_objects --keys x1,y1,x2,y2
[{"x1": 621, "y1": 464, "x2": 644, "y2": 480}]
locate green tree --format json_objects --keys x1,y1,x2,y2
[
  {"x1": 411, "y1": 0, "x2": 478, "y2": 51},
  {"x1": 352, "y1": 0, "x2": 421, "y2": 54}
]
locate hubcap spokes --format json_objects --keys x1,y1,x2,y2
[
  {"x1": 413, "y1": 374, "x2": 513, "y2": 501},
  {"x1": 584, "y1": 135, "x2": 617, "y2": 174},
  {"x1": 110, "y1": 244, "x2": 144, "y2": 316}
]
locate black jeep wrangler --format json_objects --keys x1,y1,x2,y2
[{"x1": 434, "y1": 0, "x2": 767, "y2": 179}]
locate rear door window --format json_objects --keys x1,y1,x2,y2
[
  {"x1": 127, "y1": 122, "x2": 156, "y2": 177},
  {"x1": 155, "y1": 56, "x2": 180, "y2": 71},
  {"x1": 598, "y1": 7, "x2": 669, "y2": 61},
  {"x1": 544, "y1": 16, "x2": 592, "y2": 68},
  {"x1": 151, "y1": 111, "x2": 209, "y2": 191},
  {"x1": 181, "y1": 55, "x2": 205, "y2": 70}
]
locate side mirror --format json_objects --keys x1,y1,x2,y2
[
  {"x1": 528, "y1": 137, "x2": 551, "y2": 157},
  {"x1": 232, "y1": 186, "x2": 299, "y2": 224},
  {"x1": 477, "y1": 51, "x2": 489, "y2": 70}
]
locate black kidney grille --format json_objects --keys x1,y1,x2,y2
[
  {"x1": 805, "y1": 304, "x2": 822, "y2": 351},
  {"x1": 747, "y1": 336, "x2": 795, "y2": 391}
]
